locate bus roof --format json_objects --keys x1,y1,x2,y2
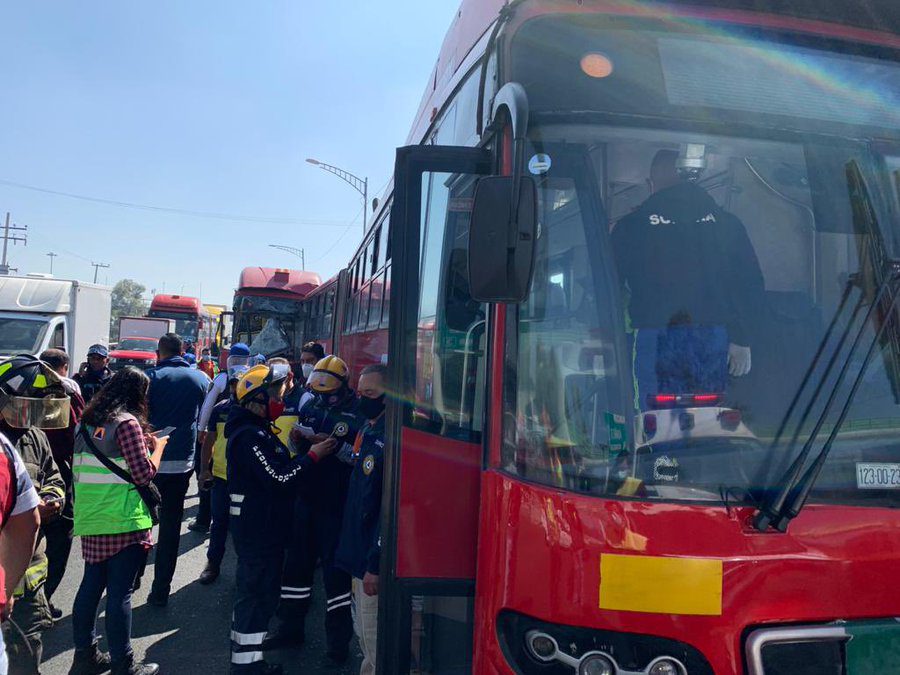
[
  {"x1": 150, "y1": 294, "x2": 204, "y2": 314},
  {"x1": 408, "y1": 0, "x2": 900, "y2": 148},
  {"x1": 237, "y1": 267, "x2": 321, "y2": 299}
]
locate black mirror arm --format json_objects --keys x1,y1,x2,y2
[{"x1": 488, "y1": 82, "x2": 530, "y2": 245}]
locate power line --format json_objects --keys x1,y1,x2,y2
[
  {"x1": 311, "y1": 205, "x2": 365, "y2": 264},
  {"x1": 0, "y1": 178, "x2": 353, "y2": 226}
]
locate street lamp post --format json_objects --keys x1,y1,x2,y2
[
  {"x1": 305, "y1": 158, "x2": 368, "y2": 233},
  {"x1": 269, "y1": 244, "x2": 305, "y2": 270}
]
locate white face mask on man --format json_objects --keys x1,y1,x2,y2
[{"x1": 301, "y1": 363, "x2": 314, "y2": 379}]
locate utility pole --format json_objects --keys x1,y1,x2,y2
[
  {"x1": 268, "y1": 244, "x2": 305, "y2": 270},
  {"x1": 46, "y1": 252, "x2": 58, "y2": 275},
  {"x1": 0, "y1": 212, "x2": 28, "y2": 276},
  {"x1": 91, "y1": 262, "x2": 110, "y2": 284}
]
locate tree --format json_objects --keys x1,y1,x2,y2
[{"x1": 110, "y1": 279, "x2": 148, "y2": 340}]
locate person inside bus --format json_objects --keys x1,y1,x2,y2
[
  {"x1": 73, "y1": 344, "x2": 112, "y2": 405},
  {"x1": 335, "y1": 363, "x2": 387, "y2": 675},
  {"x1": 611, "y1": 146, "x2": 766, "y2": 410}
]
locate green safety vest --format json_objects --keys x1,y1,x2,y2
[{"x1": 72, "y1": 412, "x2": 153, "y2": 536}]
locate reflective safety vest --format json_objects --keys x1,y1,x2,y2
[
  {"x1": 72, "y1": 412, "x2": 153, "y2": 536},
  {"x1": 212, "y1": 420, "x2": 228, "y2": 479}
]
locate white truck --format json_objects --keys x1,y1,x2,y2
[{"x1": 0, "y1": 275, "x2": 112, "y2": 375}]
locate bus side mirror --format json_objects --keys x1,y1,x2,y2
[{"x1": 468, "y1": 175, "x2": 537, "y2": 303}]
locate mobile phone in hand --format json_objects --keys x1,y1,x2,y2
[{"x1": 151, "y1": 426, "x2": 177, "y2": 439}]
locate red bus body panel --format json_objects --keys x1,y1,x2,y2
[
  {"x1": 474, "y1": 471, "x2": 900, "y2": 674},
  {"x1": 149, "y1": 294, "x2": 203, "y2": 314},
  {"x1": 339, "y1": 329, "x2": 387, "y2": 389},
  {"x1": 236, "y1": 267, "x2": 320, "y2": 299},
  {"x1": 396, "y1": 428, "x2": 481, "y2": 579}
]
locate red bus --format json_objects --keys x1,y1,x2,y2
[
  {"x1": 147, "y1": 294, "x2": 211, "y2": 356},
  {"x1": 300, "y1": 271, "x2": 349, "y2": 357},
  {"x1": 320, "y1": 1, "x2": 900, "y2": 673},
  {"x1": 226, "y1": 267, "x2": 320, "y2": 367}
]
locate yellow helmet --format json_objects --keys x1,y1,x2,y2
[
  {"x1": 307, "y1": 355, "x2": 349, "y2": 394},
  {"x1": 236, "y1": 363, "x2": 291, "y2": 403}
]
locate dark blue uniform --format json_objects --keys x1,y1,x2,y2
[
  {"x1": 335, "y1": 414, "x2": 385, "y2": 580},
  {"x1": 225, "y1": 405, "x2": 318, "y2": 673},
  {"x1": 271, "y1": 391, "x2": 361, "y2": 658}
]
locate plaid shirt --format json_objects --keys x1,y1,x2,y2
[{"x1": 81, "y1": 418, "x2": 157, "y2": 564}]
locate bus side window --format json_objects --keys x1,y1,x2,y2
[
  {"x1": 381, "y1": 265, "x2": 391, "y2": 330},
  {"x1": 413, "y1": 171, "x2": 485, "y2": 441}
]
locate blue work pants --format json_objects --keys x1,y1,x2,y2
[{"x1": 72, "y1": 543, "x2": 147, "y2": 661}]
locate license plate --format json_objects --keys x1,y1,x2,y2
[{"x1": 856, "y1": 462, "x2": 900, "y2": 489}]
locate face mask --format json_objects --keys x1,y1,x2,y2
[
  {"x1": 357, "y1": 393, "x2": 386, "y2": 420},
  {"x1": 301, "y1": 363, "x2": 314, "y2": 379},
  {"x1": 267, "y1": 399, "x2": 285, "y2": 420}
]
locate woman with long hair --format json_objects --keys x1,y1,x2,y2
[{"x1": 69, "y1": 367, "x2": 165, "y2": 675}]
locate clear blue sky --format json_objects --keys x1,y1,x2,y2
[{"x1": 0, "y1": 1, "x2": 459, "y2": 305}]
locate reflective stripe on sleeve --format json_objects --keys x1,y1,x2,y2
[{"x1": 229, "y1": 506, "x2": 241, "y2": 516}]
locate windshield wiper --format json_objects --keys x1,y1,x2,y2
[{"x1": 753, "y1": 160, "x2": 900, "y2": 532}]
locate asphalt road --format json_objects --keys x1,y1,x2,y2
[{"x1": 40, "y1": 477, "x2": 362, "y2": 674}]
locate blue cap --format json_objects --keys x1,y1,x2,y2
[
  {"x1": 183, "y1": 352, "x2": 197, "y2": 364},
  {"x1": 87, "y1": 344, "x2": 109, "y2": 358},
  {"x1": 230, "y1": 342, "x2": 250, "y2": 357}
]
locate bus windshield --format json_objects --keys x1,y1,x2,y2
[
  {"x1": 232, "y1": 295, "x2": 304, "y2": 357},
  {"x1": 504, "y1": 21, "x2": 900, "y2": 506},
  {"x1": 147, "y1": 311, "x2": 199, "y2": 342}
]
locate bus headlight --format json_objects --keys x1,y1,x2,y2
[
  {"x1": 578, "y1": 652, "x2": 616, "y2": 675},
  {"x1": 648, "y1": 657, "x2": 686, "y2": 675},
  {"x1": 525, "y1": 630, "x2": 559, "y2": 662}
]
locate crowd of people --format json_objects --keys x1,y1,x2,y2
[{"x1": 0, "y1": 335, "x2": 387, "y2": 675}]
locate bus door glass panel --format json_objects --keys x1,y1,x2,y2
[{"x1": 382, "y1": 145, "x2": 490, "y2": 675}]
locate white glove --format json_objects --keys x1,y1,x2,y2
[
  {"x1": 728, "y1": 343, "x2": 751, "y2": 377},
  {"x1": 294, "y1": 423, "x2": 316, "y2": 439}
]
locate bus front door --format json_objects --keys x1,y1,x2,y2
[{"x1": 379, "y1": 145, "x2": 493, "y2": 674}]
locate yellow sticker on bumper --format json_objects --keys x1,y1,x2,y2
[{"x1": 599, "y1": 553, "x2": 723, "y2": 616}]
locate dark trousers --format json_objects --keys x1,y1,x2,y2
[
  {"x1": 72, "y1": 544, "x2": 147, "y2": 662},
  {"x1": 207, "y1": 478, "x2": 230, "y2": 568},
  {"x1": 150, "y1": 471, "x2": 192, "y2": 597},
  {"x1": 4, "y1": 585, "x2": 52, "y2": 674},
  {"x1": 42, "y1": 518, "x2": 74, "y2": 601},
  {"x1": 274, "y1": 501, "x2": 352, "y2": 654},
  {"x1": 194, "y1": 444, "x2": 211, "y2": 528},
  {"x1": 231, "y1": 555, "x2": 282, "y2": 674}
]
